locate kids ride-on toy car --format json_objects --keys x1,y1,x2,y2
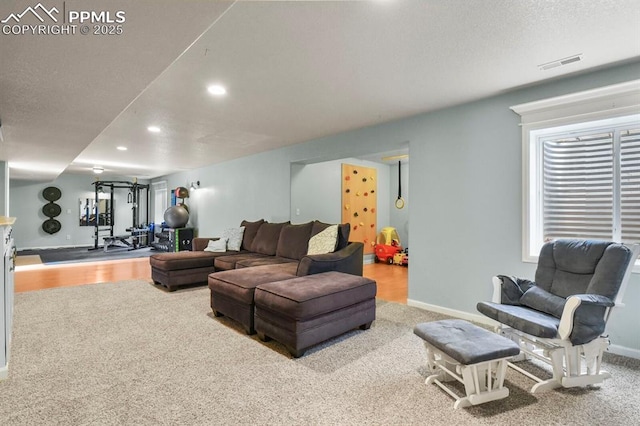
[{"x1": 374, "y1": 227, "x2": 403, "y2": 264}]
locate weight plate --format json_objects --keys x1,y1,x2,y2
[
  {"x1": 43, "y1": 186, "x2": 62, "y2": 202},
  {"x1": 42, "y1": 202, "x2": 62, "y2": 218},
  {"x1": 42, "y1": 219, "x2": 61, "y2": 234}
]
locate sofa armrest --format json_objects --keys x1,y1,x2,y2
[
  {"x1": 297, "y1": 242, "x2": 364, "y2": 277},
  {"x1": 492, "y1": 275, "x2": 535, "y2": 305},
  {"x1": 558, "y1": 294, "x2": 615, "y2": 342},
  {"x1": 192, "y1": 237, "x2": 219, "y2": 251}
]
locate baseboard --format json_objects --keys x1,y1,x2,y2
[
  {"x1": 407, "y1": 299, "x2": 497, "y2": 327},
  {"x1": 407, "y1": 299, "x2": 640, "y2": 360},
  {"x1": 18, "y1": 244, "x2": 91, "y2": 252},
  {"x1": 608, "y1": 344, "x2": 640, "y2": 359}
]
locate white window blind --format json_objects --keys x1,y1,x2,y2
[
  {"x1": 542, "y1": 132, "x2": 614, "y2": 241},
  {"x1": 541, "y1": 125, "x2": 640, "y2": 244},
  {"x1": 621, "y1": 129, "x2": 640, "y2": 243}
]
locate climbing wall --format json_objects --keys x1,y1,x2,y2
[{"x1": 341, "y1": 163, "x2": 377, "y2": 254}]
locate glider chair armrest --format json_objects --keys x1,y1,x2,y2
[
  {"x1": 192, "y1": 237, "x2": 220, "y2": 251},
  {"x1": 558, "y1": 294, "x2": 615, "y2": 341},
  {"x1": 492, "y1": 275, "x2": 535, "y2": 304}
]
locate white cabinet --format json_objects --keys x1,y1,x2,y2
[{"x1": 0, "y1": 218, "x2": 16, "y2": 381}]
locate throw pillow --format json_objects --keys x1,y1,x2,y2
[
  {"x1": 222, "y1": 227, "x2": 245, "y2": 251},
  {"x1": 204, "y1": 238, "x2": 228, "y2": 252},
  {"x1": 520, "y1": 286, "x2": 567, "y2": 319},
  {"x1": 307, "y1": 224, "x2": 338, "y2": 255}
]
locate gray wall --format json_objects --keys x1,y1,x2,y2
[
  {"x1": 389, "y1": 162, "x2": 409, "y2": 248},
  {"x1": 10, "y1": 174, "x2": 150, "y2": 249},
  {"x1": 290, "y1": 158, "x2": 391, "y2": 232},
  {"x1": 157, "y1": 138, "x2": 407, "y2": 238},
  {"x1": 152, "y1": 60, "x2": 639, "y2": 355}
]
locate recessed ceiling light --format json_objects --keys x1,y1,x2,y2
[
  {"x1": 116, "y1": 146, "x2": 128, "y2": 151},
  {"x1": 207, "y1": 84, "x2": 227, "y2": 96},
  {"x1": 147, "y1": 126, "x2": 161, "y2": 133},
  {"x1": 92, "y1": 166, "x2": 104, "y2": 174}
]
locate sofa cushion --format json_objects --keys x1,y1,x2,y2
[
  {"x1": 254, "y1": 271, "x2": 376, "y2": 320},
  {"x1": 307, "y1": 224, "x2": 338, "y2": 255},
  {"x1": 208, "y1": 265, "x2": 297, "y2": 305},
  {"x1": 222, "y1": 227, "x2": 245, "y2": 251},
  {"x1": 214, "y1": 253, "x2": 268, "y2": 271},
  {"x1": 275, "y1": 222, "x2": 314, "y2": 260},
  {"x1": 150, "y1": 251, "x2": 217, "y2": 271},
  {"x1": 312, "y1": 221, "x2": 350, "y2": 250},
  {"x1": 236, "y1": 256, "x2": 299, "y2": 269},
  {"x1": 241, "y1": 219, "x2": 265, "y2": 250},
  {"x1": 251, "y1": 222, "x2": 289, "y2": 255},
  {"x1": 204, "y1": 238, "x2": 228, "y2": 252}
]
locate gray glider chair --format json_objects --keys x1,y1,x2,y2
[{"x1": 477, "y1": 239, "x2": 639, "y2": 393}]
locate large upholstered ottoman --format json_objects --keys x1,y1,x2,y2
[
  {"x1": 150, "y1": 251, "x2": 219, "y2": 291},
  {"x1": 254, "y1": 271, "x2": 377, "y2": 357},
  {"x1": 208, "y1": 264, "x2": 299, "y2": 334}
]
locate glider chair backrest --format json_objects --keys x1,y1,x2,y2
[{"x1": 535, "y1": 240, "x2": 633, "y2": 302}]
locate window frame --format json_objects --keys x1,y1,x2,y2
[{"x1": 511, "y1": 79, "x2": 640, "y2": 270}]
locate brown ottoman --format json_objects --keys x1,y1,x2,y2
[
  {"x1": 150, "y1": 251, "x2": 219, "y2": 291},
  {"x1": 254, "y1": 271, "x2": 377, "y2": 357},
  {"x1": 208, "y1": 265, "x2": 298, "y2": 334}
]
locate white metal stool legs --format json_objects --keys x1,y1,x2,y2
[{"x1": 423, "y1": 342, "x2": 512, "y2": 409}]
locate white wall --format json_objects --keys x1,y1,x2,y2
[
  {"x1": 10, "y1": 174, "x2": 150, "y2": 249},
  {"x1": 147, "y1": 61, "x2": 640, "y2": 355}
]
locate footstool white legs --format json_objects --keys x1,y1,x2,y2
[
  {"x1": 423, "y1": 342, "x2": 511, "y2": 409},
  {"x1": 414, "y1": 319, "x2": 520, "y2": 409}
]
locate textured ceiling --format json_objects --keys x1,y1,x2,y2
[{"x1": 1, "y1": 0, "x2": 639, "y2": 181}]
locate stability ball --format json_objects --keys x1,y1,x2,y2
[{"x1": 164, "y1": 205, "x2": 189, "y2": 228}]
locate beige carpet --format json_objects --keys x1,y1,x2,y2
[{"x1": 1, "y1": 280, "x2": 638, "y2": 425}]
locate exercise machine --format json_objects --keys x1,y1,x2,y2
[{"x1": 90, "y1": 179, "x2": 150, "y2": 251}]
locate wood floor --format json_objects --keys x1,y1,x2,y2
[{"x1": 15, "y1": 258, "x2": 408, "y2": 303}]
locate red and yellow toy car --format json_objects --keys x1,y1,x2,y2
[{"x1": 374, "y1": 227, "x2": 403, "y2": 264}]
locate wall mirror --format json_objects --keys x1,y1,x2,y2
[{"x1": 79, "y1": 198, "x2": 113, "y2": 226}]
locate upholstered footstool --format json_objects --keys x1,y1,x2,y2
[
  {"x1": 254, "y1": 271, "x2": 377, "y2": 358},
  {"x1": 208, "y1": 265, "x2": 298, "y2": 334},
  {"x1": 413, "y1": 319, "x2": 520, "y2": 409},
  {"x1": 150, "y1": 251, "x2": 218, "y2": 291}
]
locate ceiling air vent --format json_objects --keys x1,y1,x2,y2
[{"x1": 538, "y1": 54, "x2": 583, "y2": 71}]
